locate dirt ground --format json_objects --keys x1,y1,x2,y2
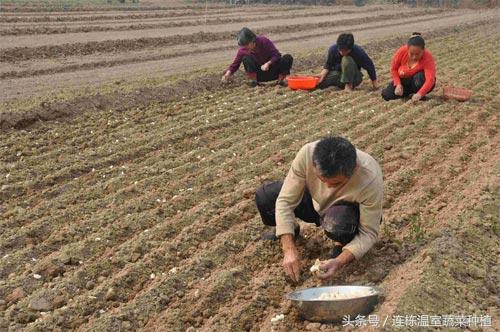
[
  {"x1": 0, "y1": 1, "x2": 499, "y2": 332},
  {"x1": 0, "y1": 4, "x2": 498, "y2": 103}
]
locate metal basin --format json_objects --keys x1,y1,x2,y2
[{"x1": 287, "y1": 286, "x2": 381, "y2": 323}]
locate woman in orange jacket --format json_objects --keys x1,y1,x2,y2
[{"x1": 381, "y1": 33, "x2": 436, "y2": 102}]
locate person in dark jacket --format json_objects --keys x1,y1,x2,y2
[
  {"x1": 317, "y1": 33, "x2": 378, "y2": 91},
  {"x1": 221, "y1": 27, "x2": 293, "y2": 87}
]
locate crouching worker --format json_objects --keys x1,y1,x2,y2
[
  {"x1": 255, "y1": 136, "x2": 383, "y2": 282},
  {"x1": 317, "y1": 33, "x2": 378, "y2": 91},
  {"x1": 382, "y1": 33, "x2": 436, "y2": 102},
  {"x1": 221, "y1": 27, "x2": 293, "y2": 87}
]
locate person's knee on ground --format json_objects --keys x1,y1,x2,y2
[
  {"x1": 242, "y1": 55, "x2": 258, "y2": 81},
  {"x1": 277, "y1": 54, "x2": 293, "y2": 83},
  {"x1": 317, "y1": 79, "x2": 330, "y2": 90},
  {"x1": 256, "y1": 181, "x2": 299, "y2": 241},
  {"x1": 340, "y1": 56, "x2": 361, "y2": 87},
  {"x1": 412, "y1": 71, "x2": 426, "y2": 91},
  {"x1": 318, "y1": 70, "x2": 342, "y2": 90},
  {"x1": 320, "y1": 203, "x2": 360, "y2": 257},
  {"x1": 412, "y1": 71, "x2": 435, "y2": 96},
  {"x1": 255, "y1": 181, "x2": 283, "y2": 227},
  {"x1": 381, "y1": 82, "x2": 397, "y2": 101},
  {"x1": 280, "y1": 54, "x2": 294, "y2": 73}
]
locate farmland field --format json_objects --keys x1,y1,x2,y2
[{"x1": 0, "y1": 1, "x2": 499, "y2": 331}]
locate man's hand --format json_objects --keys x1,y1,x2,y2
[
  {"x1": 317, "y1": 249, "x2": 355, "y2": 280},
  {"x1": 281, "y1": 234, "x2": 301, "y2": 282},
  {"x1": 371, "y1": 80, "x2": 378, "y2": 90},
  {"x1": 317, "y1": 69, "x2": 329, "y2": 84},
  {"x1": 411, "y1": 93, "x2": 422, "y2": 102},
  {"x1": 395, "y1": 84, "x2": 403, "y2": 96},
  {"x1": 317, "y1": 258, "x2": 342, "y2": 280},
  {"x1": 221, "y1": 70, "x2": 231, "y2": 83},
  {"x1": 261, "y1": 62, "x2": 271, "y2": 72}
]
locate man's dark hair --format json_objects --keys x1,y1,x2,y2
[
  {"x1": 337, "y1": 33, "x2": 355, "y2": 51},
  {"x1": 237, "y1": 27, "x2": 257, "y2": 46},
  {"x1": 312, "y1": 136, "x2": 357, "y2": 178},
  {"x1": 408, "y1": 32, "x2": 425, "y2": 49}
]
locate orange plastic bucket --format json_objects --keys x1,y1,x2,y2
[
  {"x1": 288, "y1": 76, "x2": 320, "y2": 90},
  {"x1": 443, "y1": 86, "x2": 472, "y2": 102}
]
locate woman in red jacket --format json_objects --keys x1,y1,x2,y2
[{"x1": 381, "y1": 33, "x2": 436, "y2": 102}]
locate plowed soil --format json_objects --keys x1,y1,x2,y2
[{"x1": 0, "y1": 2, "x2": 498, "y2": 332}]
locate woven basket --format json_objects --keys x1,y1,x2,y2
[{"x1": 443, "y1": 86, "x2": 472, "y2": 102}]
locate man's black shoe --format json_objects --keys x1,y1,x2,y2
[
  {"x1": 248, "y1": 80, "x2": 259, "y2": 87},
  {"x1": 277, "y1": 80, "x2": 288, "y2": 87}
]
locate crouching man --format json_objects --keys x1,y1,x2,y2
[{"x1": 255, "y1": 136, "x2": 383, "y2": 281}]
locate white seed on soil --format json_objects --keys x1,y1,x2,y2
[
  {"x1": 99, "y1": 309, "x2": 105, "y2": 314},
  {"x1": 310, "y1": 259, "x2": 322, "y2": 277},
  {"x1": 95, "y1": 237, "x2": 101, "y2": 241},
  {"x1": 150, "y1": 273, "x2": 156, "y2": 279},
  {"x1": 271, "y1": 314, "x2": 285, "y2": 324},
  {"x1": 33, "y1": 274, "x2": 42, "y2": 279},
  {"x1": 169, "y1": 267, "x2": 178, "y2": 274}
]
